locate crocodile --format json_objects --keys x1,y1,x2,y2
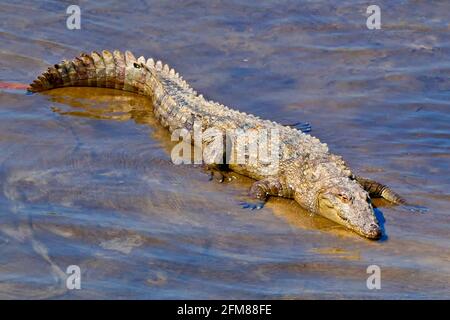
[{"x1": 28, "y1": 50, "x2": 406, "y2": 240}]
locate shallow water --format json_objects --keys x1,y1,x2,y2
[{"x1": 0, "y1": 0, "x2": 449, "y2": 299}]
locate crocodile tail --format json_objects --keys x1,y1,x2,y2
[
  {"x1": 356, "y1": 176, "x2": 406, "y2": 205},
  {"x1": 27, "y1": 50, "x2": 139, "y2": 93}
]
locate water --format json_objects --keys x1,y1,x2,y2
[{"x1": 0, "y1": 0, "x2": 449, "y2": 299}]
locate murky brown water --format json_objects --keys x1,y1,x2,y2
[{"x1": 0, "y1": 0, "x2": 449, "y2": 299}]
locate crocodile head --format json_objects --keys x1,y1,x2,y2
[
  {"x1": 285, "y1": 155, "x2": 382, "y2": 239},
  {"x1": 316, "y1": 181, "x2": 381, "y2": 239}
]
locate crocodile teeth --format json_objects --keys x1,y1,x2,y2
[
  {"x1": 163, "y1": 64, "x2": 169, "y2": 73},
  {"x1": 146, "y1": 58, "x2": 155, "y2": 67},
  {"x1": 169, "y1": 68, "x2": 175, "y2": 76},
  {"x1": 156, "y1": 60, "x2": 163, "y2": 70}
]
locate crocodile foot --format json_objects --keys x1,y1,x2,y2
[
  {"x1": 209, "y1": 170, "x2": 225, "y2": 183},
  {"x1": 202, "y1": 164, "x2": 232, "y2": 183},
  {"x1": 239, "y1": 201, "x2": 265, "y2": 210},
  {"x1": 402, "y1": 204, "x2": 428, "y2": 214}
]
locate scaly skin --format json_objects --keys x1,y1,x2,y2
[{"x1": 28, "y1": 50, "x2": 406, "y2": 239}]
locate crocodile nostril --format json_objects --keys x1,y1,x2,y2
[{"x1": 368, "y1": 223, "x2": 382, "y2": 239}]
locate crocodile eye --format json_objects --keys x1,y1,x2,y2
[
  {"x1": 338, "y1": 193, "x2": 351, "y2": 203},
  {"x1": 133, "y1": 62, "x2": 141, "y2": 69}
]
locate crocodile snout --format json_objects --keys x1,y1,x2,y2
[{"x1": 365, "y1": 222, "x2": 382, "y2": 240}]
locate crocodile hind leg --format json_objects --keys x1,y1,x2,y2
[
  {"x1": 356, "y1": 176, "x2": 406, "y2": 204},
  {"x1": 240, "y1": 176, "x2": 294, "y2": 210},
  {"x1": 202, "y1": 163, "x2": 230, "y2": 183}
]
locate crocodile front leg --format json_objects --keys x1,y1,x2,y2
[
  {"x1": 241, "y1": 176, "x2": 294, "y2": 210},
  {"x1": 356, "y1": 176, "x2": 405, "y2": 204}
]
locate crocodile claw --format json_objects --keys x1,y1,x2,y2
[
  {"x1": 208, "y1": 170, "x2": 225, "y2": 183},
  {"x1": 287, "y1": 121, "x2": 311, "y2": 133},
  {"x1": 239, "y1": 201, "x2": 265, "y2": 210},
  {"x1": 402, "y1": 204, "x2": 428, "y2": 214}
]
